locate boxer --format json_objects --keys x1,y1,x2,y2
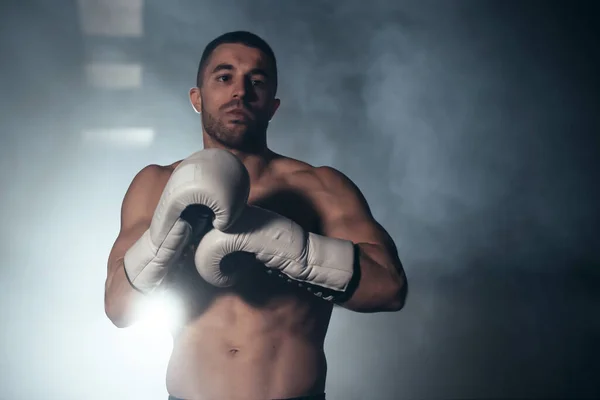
[{"x1": 104, "y1": 31, "x2": 407, "y2": 400}]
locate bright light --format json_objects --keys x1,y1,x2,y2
[
  {"x1": 133, "y1": 292, "x2": 184, "y2": 334},
  {"x1": 82, "y1": 127, "x2": 155, "y2": 148},
  {"x1": 77, "y1": 0, "x2": 144, "y2": 37},
  {"x1": 85, "y1": 62, "x2": 143, "y2": 89},
  {"x1": 117, "y1": 292, "x2": 184, "y2": 363}
]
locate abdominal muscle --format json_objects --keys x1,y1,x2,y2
[{"x1": 164, "y1": 268, "x2": 333, "y2": 400}]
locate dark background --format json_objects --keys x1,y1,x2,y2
[{"x1": 0, "y1": 0, "x2": 598, "y2": 399}]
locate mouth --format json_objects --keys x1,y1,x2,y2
[
  {"x1": 227, "y1": 109, "x2": 247, "y2": 116},
  {"x1": 225, "y1": 108, "x2": 252, "y2": 122},
  {"x1": 225, "y1": 107, "x2": 250, "y2": 116}
]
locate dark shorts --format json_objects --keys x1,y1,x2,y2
[{"x1": 168, "y1": 394, "x2": 326, "y2": 400}]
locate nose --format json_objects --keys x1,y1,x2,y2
[{"x1": 231, "y1": 77, "x2": 247, "y2": 99}]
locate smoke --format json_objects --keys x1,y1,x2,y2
[
  {"x1": 0, "y1": 0, "x2": 598, "y2": 399},
  {"x1": 355, "y1": 1, "x2": 599, "y2": 277}
]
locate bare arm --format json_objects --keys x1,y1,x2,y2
[
  {"x1": 313, "y1": 167, "x2": 407, "y2": 313},
  {"x1": 104, "y1": 164, "x2": 166, "y2": 328}
]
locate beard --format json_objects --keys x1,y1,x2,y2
[{"x1": 201, "y1": 102, "x2": 268, "y2": 152}]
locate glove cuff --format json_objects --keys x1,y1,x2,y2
[{"x1": 285, "y1": 234, "x2": 359, "y2": 302}]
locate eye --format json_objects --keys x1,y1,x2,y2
[
  {"x1": 216, "y1": 75, "x2": 230, "y2": 82},
  {"x1": 251, "y1": 79, "x2": 265, "y2": 86}
]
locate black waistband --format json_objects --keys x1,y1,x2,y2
[{"x1": 169, "y1": 394, "x2": 326, "y2": 400}]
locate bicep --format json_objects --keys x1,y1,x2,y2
[
  {"x1": 323, "y1": 213, "x2": 400, "y2": 266},
  {"x1": 107, "y1": 165, "x2": 163, "y2": 271},
  {"x1": 314, "y1": 168, "x2": 402, "y2": 265},
  {"x1": 119, "y1": 164, "x2": 164, "y2": 230},
  {"x1": 315, "y1": 167, "x2": 391, "y2": 245},
  {"x1": 107, "y1": 222, "x2": 151, "y2": 271},
  {"x1": 319, "y1": 191, "x2": 404, "y2": 281}
]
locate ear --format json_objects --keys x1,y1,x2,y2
[
  {"x1": 269, "y1": 98, "x2": 281, "y2": 120},
  {"x1": 189, "y1": 87, "x2": 202, "y2": 114}
]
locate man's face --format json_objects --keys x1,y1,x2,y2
[{"x1": 192, "y1": 43, "x2": 280, "y2": 150}]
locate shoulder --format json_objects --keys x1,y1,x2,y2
[
  {"x1": 134, "y1": 162, "x2": 174, "y2": 182},
  {"x1": 312, "y1": 166, "x2": 357, "y2": 190},
  {"x1": 268, "y1": 154, "x2": 364, "y2": 199},
  {"x1": 274, "y1": 159, "x2": 367, "y2": 208},
  {"x1": 288, "y1": 163, "x2": 359, "y2": 195},
  {"x1": 270, "y1": 153, "x2": 313, "y2": 174},
  {"x1": 142, "y1": 157, "x2": 185, "y2": 176},
  {"x1": 127, "y1": 161, "x2": 179, "y2": 194}
]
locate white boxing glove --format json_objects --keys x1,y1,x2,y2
[
  {"x1": 194, "y1": 205, "x2": 357, "y2": 301},
  {"x1": 124, "y1": 149, "x2": 250, "y2": 293}
]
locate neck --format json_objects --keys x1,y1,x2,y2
[{"x1": 202, "y1": 133, "x2": 274, "y2": 180}]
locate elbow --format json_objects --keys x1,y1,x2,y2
[
  {"x1": 347, "y1": 280, "x2": 407, "y2": 313},
  {"x1": 386, "y1": 294, "x2": 405, "y2": 312},
  {"x1": 105, "y1": 311, "x2": 129, "y2": 329},
  {"x1": 104, "y1": 303, "x2": 128, "y2": 329},
  {"x1": 104, "y1": 294, "x2": 133, "y2": 329},
  {"x1": 386, "y1": 276, "x2": 407, "y2": 312}
]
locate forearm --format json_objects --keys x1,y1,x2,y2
[
  {"x1": 104, "y1": 258, "x2": 146, "y2": 328},
  {"x1": 337, "y1": 243, "x2": 406, "y2": 313}
]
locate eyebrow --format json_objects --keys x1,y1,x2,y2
[
  {"x1": 249, "y1": 68, "x2": 270, "y2": 78},
  {"x1": 210, "y1": 63, "x2": 270, "y2": 78},
  {"x1": 211, "y1": 63, "x2": 234, "y2": 74}
]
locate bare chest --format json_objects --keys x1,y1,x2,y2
[
  {"x1": 166, "y1": 178, "x2": 329, "y2": 330},
  {"x1": 247, "y1": 181, "x2": 321, "y2": 234}
]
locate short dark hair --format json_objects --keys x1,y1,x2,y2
[{"x1": 196, "y1": 31, "x2": 278, "y2": 91}]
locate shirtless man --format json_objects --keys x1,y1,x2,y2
[{"x1": 104, "y1": 31, "x2": 407, "y2": 400}]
